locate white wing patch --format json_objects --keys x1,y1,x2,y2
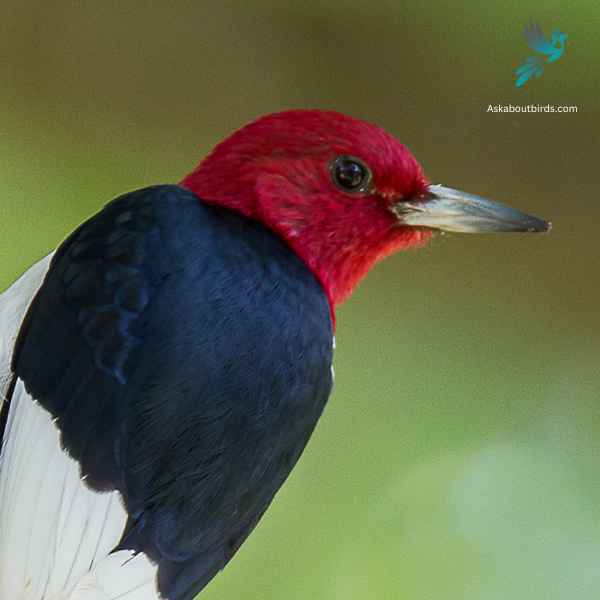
[
  {"x1": 0, "y1": 255, "x2": 53, "y2": 403},
  {"x1": 0, "y1": 257, "x2": 160, "y2": 600}
]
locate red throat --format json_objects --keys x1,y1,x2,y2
[{"x1": 180, "y1": 110, "x2": 431, "y2": 326}]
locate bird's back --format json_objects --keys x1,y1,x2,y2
[{"x1": 0, "y1": 185, "x2": 334, "y2": 600}]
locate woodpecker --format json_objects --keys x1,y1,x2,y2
[{"x1": 0, "y1": 110, "x2": 549, "y2": 600}]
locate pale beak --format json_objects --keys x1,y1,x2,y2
[{"x1": 392, "y1": 184, "x2": 551, "y2": 233}]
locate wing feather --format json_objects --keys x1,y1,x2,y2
[
  {"x1": 0, "y1": 255, "x2": 53, "y2": 403},
  {"x1": 1, "y1": 257, "x2": 159, "y2": 600},
  {"x1": 0, "y1": 378, "x2": 159, "y2": 600},
  {"x1": 524, "y1": 20, "x2": 555, "y2": 55}
]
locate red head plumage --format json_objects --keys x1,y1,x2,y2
[{"x1": 181, "y1": 110, "x2": 431, "y2": 311}]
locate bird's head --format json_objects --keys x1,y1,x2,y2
[{"x1": 181, "y1": 110, "x2": 549, "y2": 310}]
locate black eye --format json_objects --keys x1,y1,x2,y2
[{"x1": 330, "y1": 156, "x2": 372, "y2": 193}]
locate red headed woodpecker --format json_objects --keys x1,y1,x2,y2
[{"x1": 0, "y1": 110, "x2": 549, "y2": 600}]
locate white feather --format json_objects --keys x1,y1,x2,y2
[
  {"x1": 0, "y1": 256, "x2": 160, "y2": 600},
  {"x1": 0, "y1": 255, "x2": 53, "y2": 403}
]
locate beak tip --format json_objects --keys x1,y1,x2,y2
[
  {"x1": 530, "y1": 218, "x2": 552, "y2": 233},
  {"x1": 403, "y1": 185, "x2": 552, "y2": 235}
]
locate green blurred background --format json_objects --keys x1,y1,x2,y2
[{"x1": 1, "y1": 1, "x2": 599, "y2": 599}]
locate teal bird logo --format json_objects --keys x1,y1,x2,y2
[{"x1": 515, "y1": 20, "x2": 567, "y2": 88}]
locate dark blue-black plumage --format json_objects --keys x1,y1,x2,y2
[{"x1": 10, "y1": 185, "x2": 334, "y2": 600}]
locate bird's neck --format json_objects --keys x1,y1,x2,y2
[{"x1": 181, "y1": 162, "x2": 430, "y2": 326}]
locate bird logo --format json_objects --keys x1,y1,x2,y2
[{"x1": 515, "y1": 20, "x2": 567, "y2": 88}]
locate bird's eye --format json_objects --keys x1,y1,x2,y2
[{"x1": 330, "y1": 156, "x2": 372, "y2": 193}]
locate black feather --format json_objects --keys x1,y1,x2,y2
[{"x1": 12, "y1": 185, "x2": 333, "y2": 599}]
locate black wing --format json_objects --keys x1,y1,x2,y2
[{"x1": 12, "y1": 185, "x2": 333, "y2": 600}]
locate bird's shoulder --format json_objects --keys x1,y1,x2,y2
[{"x1": 15, "y1": 184, "x2": 333, "y2": 392}]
